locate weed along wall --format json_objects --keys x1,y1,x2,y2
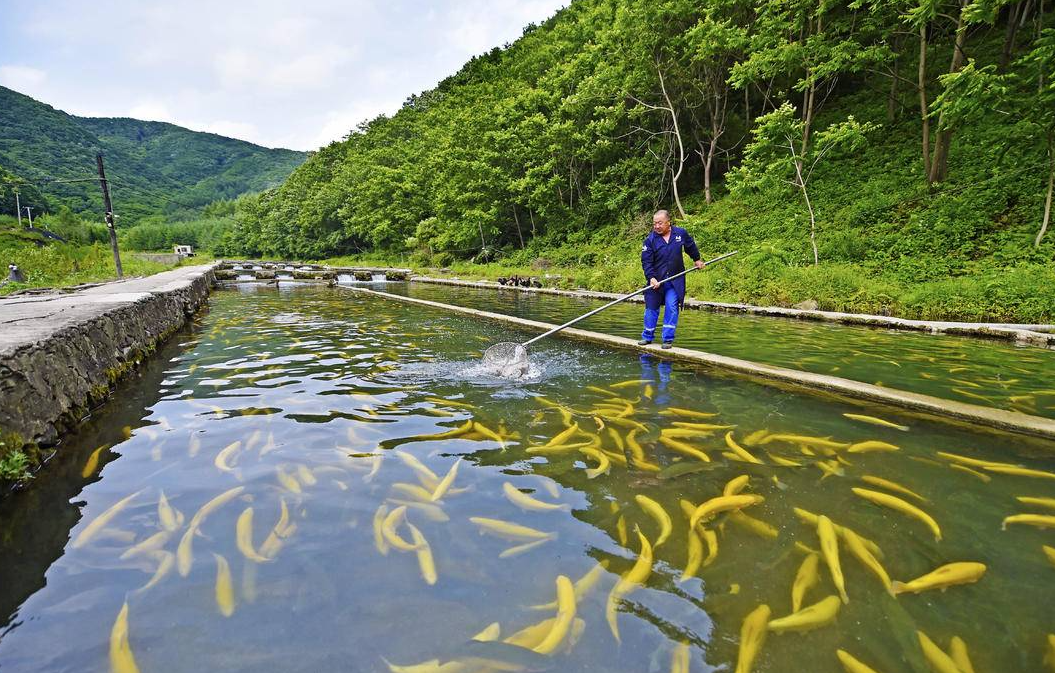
[{"x1": 0, "y1": 265, "x2": 217, "y2": 479}]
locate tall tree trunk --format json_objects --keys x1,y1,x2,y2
[
  {"x1": 1037, "y1": 139, "x2": 1054, "y2": 247},
  {"x1": 703, "y1": 137, "x2": 718, "y2": 205},
  {"x1": 656, "y1": 62, "x2": 687, "y2": 218},
  {"x1": 919, "y1": 23, "x2": 933, "y2": 179},
  {"x1": 528, "y1": 209, "x2": 537, "y2": 237},
  {"x1": 792, "y1": 148, "x2": 819, "y2": 266},
  {"x1": 512, "y1": 206, "x2": 525, "y2": 249},
  {"x1": 928, "y1": 0, "x2": 968, "y2": 185},
  {"x1": 1000, "y1": 1, "x2": 1023, "y2": 71}
]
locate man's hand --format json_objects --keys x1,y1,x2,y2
[
  {"x1": 649, "y1": 277, "x2": 660, "y2": 290},
  {"x1": 694, "y1": 259, "x2": 705, "y2": 270}
]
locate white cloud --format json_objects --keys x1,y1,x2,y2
[
  {"x1": 0, "y1": 65, "x2": 47, "y2": 93},
  {"x1": 4, "y1": 0, "x2": 569, "y2": 151}
]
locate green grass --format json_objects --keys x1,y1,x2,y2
[{"x1": 0, "y1": 228, "x2": 207, "y2": 295}]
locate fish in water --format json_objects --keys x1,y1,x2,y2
[
  {"x1": 767, "y1": 595, "x2": 842, "y2": 633},
  {"x1": 157, "y1": 490, "x2": 184, "y2": 532},
  {"x1": 916, "y1": 631, "x2": 961, "y2": 673},
  {"x1": 835, "y1": 650, "x2": 883, "y2": 673},
  {"x1": 236, "y1": 507, "x2": 270, "y2": 563},
  {"x1": 470, "y1": 517, "x2": 555, "y2": 541},
  {"x1": 503, "y1": 482, "x2": 568, "y2": 512},
  {"x1": 634, "y1": 495, "x2": 672, "y2": 547},
  {"x1": 851, "y1": 488, "x2": 942, "y2": 541},
  {"x1": 430, "y1": 459, "x2": 462, "y2": 501},
  {"x1": 81, "y1": 444, "x2": 109, "y2": 478},
  {"x1": 72, "y1": 489, "x2": 144, "y2": 549},
  {"x1": 725, "y1": 433, "x2": 763, "y2": 464},
  {"x1": 532, "y1": 575, "x2": 576, "y2": 654},
  {"x1": 213, "y1": 553, "x2": 235, "y2": 617},
  {"x1": 178, "y1": 486, "x2": 246, "y2": 576},
  {"x1": 1002, "y1": 513, "x2": 1055, "y2": 530},
  {"x1": 817, "y1": 515, "x2": 849, "y2": 604},
  {"x1": 791, "y1": 553, "x2": 820, "y2": 613},
  {"x1": 734, "y1": 604, "x2": 770, "y2": 673},
  {"x1": 859, "y1": 476, "x2": 926, "y2": 503},
  {"x1": 605, "y1": 528, "x2": 653, "y2": 643},
  {"x1": 842, "y1": 413, "x2": 908, "y2": 431},
  {"x1": 109, "y1": 601, "x2": 140, "y2": 673},
  {"x1": 407, "y1": 523, "x2": 437, "y2": 585},
  {"x1": 891, "y1": 562, "x2": 987, "y2": 595},
  {"x1": 842, "y1": 528, "x2": 892, "y2": 594},
  {"x1": 689, "y1": 494, "x2": 764, "y2": 530}
]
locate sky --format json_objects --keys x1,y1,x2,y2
[{"x1": 0, "y1": 0, "x2": 568, "y2": 151}]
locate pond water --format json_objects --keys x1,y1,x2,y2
[
  {"x1": 0, "y1": 283, "x2": 1053, "y2": 673},
  {"x1": 389, "y1": 281, "x2": 1055, "y2": 420}
]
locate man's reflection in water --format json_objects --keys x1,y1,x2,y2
[{"x1": 640, "y1": 354, "x2": 673, "y2": 406}]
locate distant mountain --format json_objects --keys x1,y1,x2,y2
[{"x1": 0, "y1": 86, "x2": 307, "y2": 223}]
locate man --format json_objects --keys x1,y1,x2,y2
[{"x1": 639, "y1": 210, "x2": 703, "y2": 349}]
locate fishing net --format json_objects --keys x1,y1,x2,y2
[{"x1": 481, "y1": 342, "x2": 530, "y2": 377}]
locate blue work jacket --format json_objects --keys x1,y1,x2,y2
[{"x1": 641, "y1": 225, "x2": 701, "y2": 306}]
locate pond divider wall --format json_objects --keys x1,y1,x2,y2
[
  {"x1": 343, "y1": 285, "x2": 1055, "y2": 443},
  {"x1": 410, "y1": 276, "x2": 1055, "y2": 348},
  {"x1": 0, "y1": 264, "x2": 218, "y2": 460}
]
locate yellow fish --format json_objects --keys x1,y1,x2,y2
[
  {"x1": 791, "y1": 553, "x2": 820, "y2": 612},
  {"x1": 580, "y1": 447, "x2": 611, "y2": 479},
  {"x1": 533, "y1": 575, "x2": 576, "y2": 654},
  {"x1": 842, "y1": 413, "x2": 908, "y2": 431},
  {"x1": 725, "y1": 433, "x2": 763, "y2": 464},
  {"x1": 984, "y1": 465, "x2": 1055, "y2": 480},
  {"x1": 406, "y1": 523, "x2": 437, "y2": 585},
  {"x1": 236, "y1": 507, "x2": 270, "y2": 563},
  {"x1": 470, "y1": 517, "x2": 554, "y2": 541},
  {"x1": 547, "y1": 423, "x2": 580, "y2": 447},
  {"x1": 723, "y1": 475, "x2": 750, "y2": 496},
  {"x1": 382, "y1": 506, "x2": 418, "y2": 551},
  {"x1": 1044, "y1": 545, "x2": 1055, "y2": 568},
  {"x1": 120, "y1": 530, "x2": 173, "y2": 560},
  {"x1": 1046, "y1": 634, "x2": 1055, "y2": 672},
  {"x1": 606, "y1": 528, "x2": 653, "y2": 642},
  {"x1": 935, "y1": 451, "x2": 1016, "y2": 469},
  {"x1": 891, "y1": 562, "x2": 987, "y2": 595},
  {"x1": 661, "y1": 407, "x2": 719, "y2": 419},
  {"x1": 616, "y1": 514, "x2": 628, "y2": 546},
  {"x1": 670, "y1": 641, "x2": 691, "y2": 673},
  {"x1": 767, "y1": 595, "x2": 841, "y2": 633},
  {"x1": 1002, "y1": 513, "x2": 1055, "y2": 530},
  {"x1": 917, "y1": 631, "x2": 961, "y2": 673},
  {"x1": 275, "y1": 466, "x2": 302, "y2": 493},
  {"x1": 430, "y1": 459, "x2": 462, "y2": 501},
  {"x1": 136, "y1": 550, "x2": 174, "y2": 594},
  {"x1": 635, "y1": 495, "x2": 672, "y2": 547},
  {"x1": 213, "y1": 553, "x2": 235, "y2": 617},
  {"x1": 842, "y1": 528, "x2": 892, "y2": 594},
  {"x1": 817, "y1": 515, "x2": 849, "y2": 603},
  {"x1": 109, "y1": 601, "x2": 140, "y2": 673},
  {"x1": 835, "y1": 650, "x2": 883, "y2": 673},
  {"x1": 260, "y1": 499, "x2": 295, "y2": 560},
  {"x1": 852, "y1": 488, "x2": 941, "y2": 541},
  {"x1": 499, "y1": 538, "x2": 552, "y2": 558},
  {"x1": 729, "y1": 511, "x2": 779, "y2": 539},
  {"x1": 734, "y1": 604, "x2": 770, "y2": 673},
  {"x1": 530, "y1": 561, "x2": 609, "y2": 610},
  {"x1": 81, "y1": 444, "x2": 109, "y2": 478},
  {"x1": 157, "y1": 490, "x2": 184, "y2": 532},
  {"x1": 214, "y1": 440, "x2": 242, "y2": 472},
  {"x1": 948, "y1": 636, "x2": 975, "y2": 673},
  {"x1": 847, "y1": 441, "x2": 899, "y2": 453},
  {"x1": 1018, "y1": 496, "x2": 1055, "y2": 511},
  {"x1": 472, "y1": 421, "x2": 505, "y2": 449},
  {"x1": 950, "y1": 464, "x2": 991, "y2": 482},
  {"x1": 859, "y1": 476, "x2": 926, "y2": 502},
  {"x1": 680, "y1": 527, "x2": 704, "y2": 582},
  {"x1": 373, "y1": 504, "x2": 390, "y2": 555},
  {"x1": 178, "y1": 486, "x2": 245, "y2": 576},
  {"x1": 689, "y1": 494, "x2": 764, "y2": 530},
  {"x1": 659, "y1": 436, "x2": 711, "y2": 462},
  {"x1": 502, "y1": 482, "x2": 568, "y2": 512},
  {"x1": 71, "y1": 489, "x2": 144, "y2": 549},
  {"x1": 742, "y1": 430, "x2": 769, "y2": 446}
]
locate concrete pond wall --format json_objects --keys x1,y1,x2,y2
[{"x1": 0, "y1": 266, "x2": 217, "y2": 478}]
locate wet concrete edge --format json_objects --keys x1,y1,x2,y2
[
  {"x1": 409, "y1": 276, "x2": 1055, "y2": 348},
  {"x1": 0, "y1": 265, "x2": 218, "y2": 460},
  {"x1": 342, "y1": 285, "x2": 1055, "y2": 443}
]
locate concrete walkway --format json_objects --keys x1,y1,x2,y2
[
  {"x1": 343, "y1": 285, "x2": 1055, "y2": 442},
  {"x1": 0, "y1": 264, "x2": 217, "y2": 451}
]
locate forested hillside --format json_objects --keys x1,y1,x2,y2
[
  {"x1": 0, "y1": 86, "x2": 307, "y2": 223},
  {"x1": 229, "y1": 0, "x2": 1055, "y2": 321}
]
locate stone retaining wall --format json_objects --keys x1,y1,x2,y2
[{"x1": 0, "y1": 266, "x2": 215, "y2": 460}]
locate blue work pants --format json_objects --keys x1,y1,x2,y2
[{"x1": 642, "y1": 286, "x2": 680, "y2": 343}]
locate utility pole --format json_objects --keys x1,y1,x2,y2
[
  {"x1": 96, "y1": 154, "x2": 123, "y2": 278},
  {"x1": 23, "y1": 206, "x2": 33, "y2": 227},
  {"x1": 14, "y1": 190, "x2": 21, "y2": 228}
]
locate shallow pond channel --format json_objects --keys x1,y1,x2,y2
[
  {"x1": 389, "y1": 281, "x2": 1055, "y2": 420},
  {"x1": 1, "y1": 283, "x2": 1053, "y2": 672}
]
